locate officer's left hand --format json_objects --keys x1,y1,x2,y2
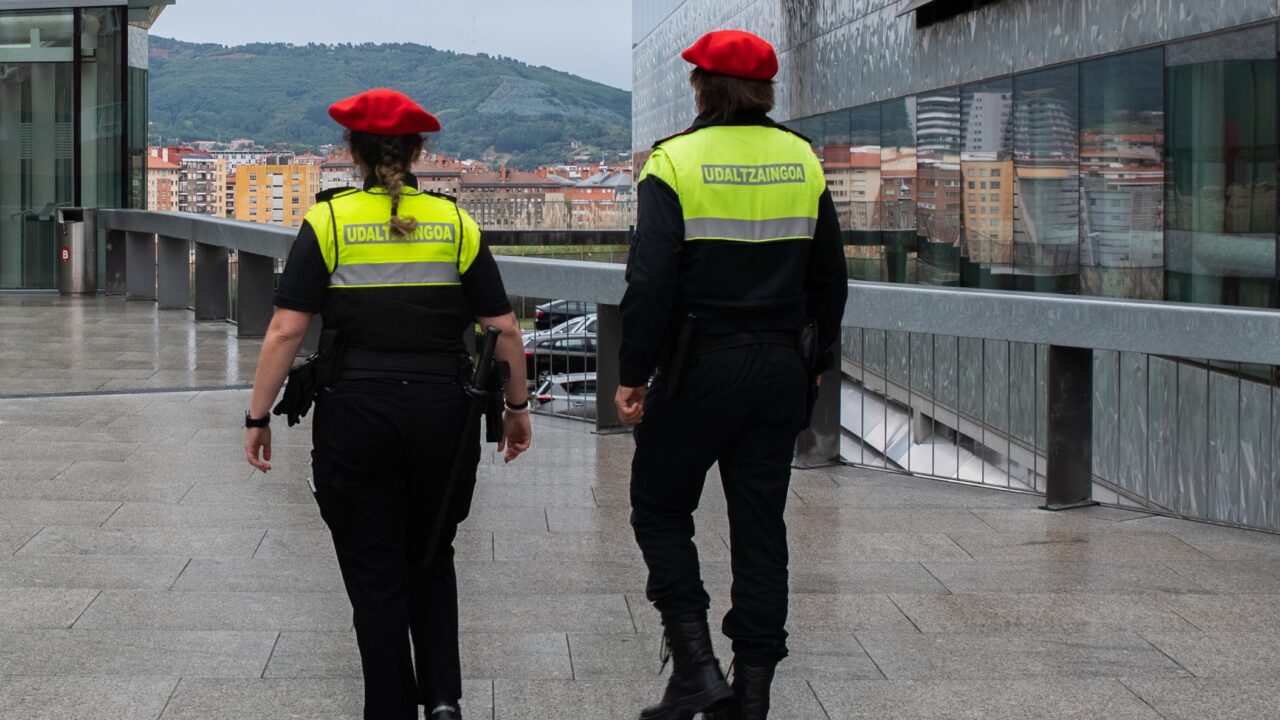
[
  {"x1": 615, "y1": 385, "x2": 647, "y2": 425},
  {"x1": 245, "y1": 427, "x2": 273, "y2": 473},
  {"x1": 498, "y1": 411, "x2": 532, "y2": 464}
]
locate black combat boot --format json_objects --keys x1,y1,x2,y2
[
  {"x1": 638, "y1": 613, "x2": 733, "y2": 720},
  {"x1": 729, "y1": 662, "x2": 776, "y2": 720}
]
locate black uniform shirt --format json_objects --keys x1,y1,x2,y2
[
  {"x1": 618, "y1": 110, "x2": 849, "y2": 387},
  {"x1": 275, "y1": 176, "x2": 512, "y2": 351}
]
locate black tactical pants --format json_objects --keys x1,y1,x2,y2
[
  {"x1": 312, "y1": 376, "x2": 480, "y2": 720},
  {"x1": 631, "y1": 342, "x2": 808, "y2": 665}
]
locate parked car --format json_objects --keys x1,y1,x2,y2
[
  {"x1": 533, "y1": 372, "x2": 598, "y2": 419},
  {"x1": 523, "y1": 331, "x2": 597, "y2": 381},
  {"x1": 522, "y1": 313, "x2": 598, "y2": 345},
  {"x1": 534, "y1": 300, "x2": 597, "y2": 330}
]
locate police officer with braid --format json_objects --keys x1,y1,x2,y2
[
  {"x1": 616, "y1": 32, "x2": 848, "y2": 720},
  {"x1": 244, "y1": 89, "x2": 532, "y2": 720}
]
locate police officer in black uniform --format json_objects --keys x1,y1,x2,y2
[
  {"x1": 244, "y1": 89, "x2": 532, "y2": 720},
  {"x1": 616, "y1": 31, "x2": 848, "y2": 720}
]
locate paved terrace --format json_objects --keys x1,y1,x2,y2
[{"x1": 3, "y1": 295, "x2": 1280, "y2": 719}]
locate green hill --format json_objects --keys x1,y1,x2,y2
[{"x1": 147, "y1": 36, "x2": 632, "y2": 168}]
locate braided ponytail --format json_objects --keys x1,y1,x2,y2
[{"x1": 348, "y1": 131, "x2": 424, "y2": 239}]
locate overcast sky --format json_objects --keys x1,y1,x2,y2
[{"x1": 149, "y1": 0, "x2": 634, "y2": 90}]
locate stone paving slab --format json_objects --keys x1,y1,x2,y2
[
  {"x1": 0, "y1": 588, "x2": 100, "y2": 629},
  {"x1": 809, "y1": 678, "x2": 1163, "y2": 719},
  {"x1": 17, "y1": 527, "x2": 264, "y2": 558},
  {"x1": 1141, "y1": 632, "x2": 1280, "y2": 678},
  {"x1": 1122, "y1": 677, "x2": 1280, "y2": 720},
  {"x1": 855, "y1": 631, "x2": 1190, "y2": 680},
  {"x1": 72, "y1": 590, "x2": 353, "y2": 632},
  {"x1": 0, "y1": 628, "x2": 277, "y2": 677},
  {"x1": 0, "y1": 675, "x2": 179, "y2": 720}
]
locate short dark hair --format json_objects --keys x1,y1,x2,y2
[{"x1": 690, "y1": 67, "x2": 775, "y2": 122}]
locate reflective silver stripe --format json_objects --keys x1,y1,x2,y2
[
  {"x1": 330, "y1": 261, "x2": 461, "y2": 287},
  {"x1": 684, "y1": 217, "x2": 817, "y2": 242}
]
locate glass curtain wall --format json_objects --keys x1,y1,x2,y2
[
  {"x1": 1165, "y1": 26, "x2": 1278, "y2": 309},
  {"x1": 795, "y1": 24, "x2": 1279, "y2": 313},
  {"x1": 0, "y1": 10, "x2": 75, "y2": 289},
  {"x1": 960, "y1": 79, "x2": 1014, "y2": 289},
  {"x1": 1013, "y1": 65, "x2": 1080, "y2": 293},
  {"x1": 1080, "y1": 48, "x2": 1166, "y2": 300},
  {"x1": 916, "y1": 89, "x2": 963, "y2": 286}
]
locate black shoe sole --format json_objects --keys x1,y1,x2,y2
[{"x1": 637, "y1": 683, "x2": 734, "y2": 720}]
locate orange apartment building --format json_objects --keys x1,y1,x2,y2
[{"x1": 234, "y1": 164, "x2": 321, "y2": 228}]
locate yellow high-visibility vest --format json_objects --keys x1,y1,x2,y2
[
  {"x1": 641, "y1": 125, "x2": 826, "y2": 243},
  {"x1": 304, "y1": 187, "x2": 482, "y2": 288}
]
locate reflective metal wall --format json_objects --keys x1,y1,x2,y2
[{"x1": 633, "y1": 0, "x2": 1280, "y2": 532}]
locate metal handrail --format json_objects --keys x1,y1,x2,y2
[{"x1": 99, "y1": 211, "x2": 1280, "y2": 364}]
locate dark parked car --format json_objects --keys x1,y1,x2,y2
[
  {"x1": 524, "y1": 332, "x2": 597, "y2": 381},
  {"x1": 533, "y1": 300, "x2": 598, "y2": 330}
]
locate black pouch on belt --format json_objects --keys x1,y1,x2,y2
[{"x1": 272, "y1": 329, "x2": 343, "y2": 427}]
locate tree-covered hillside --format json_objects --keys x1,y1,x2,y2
[{"x1": 148, "y1": 37, "x2": 632, "y2": 168}]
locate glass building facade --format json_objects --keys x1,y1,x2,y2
[
  {"x1": 0, "y1": 2, "x2": 161, "y2": 290},
  {"x1": 634, "y1": 0, "x2": 1280, "y2": 531}
]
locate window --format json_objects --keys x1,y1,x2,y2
[
  {"x1": 1165, "y1": 28, "x2": 1276, "y2": 308},
  {"x1": 990, "y1": 181, "x2": 1001, "y2": 190},
  {"x1": 990, "y1": 169, "x2": 1002, "y2": 178},
  {"x1": 1013, "y1": 63, "x2": 1080, "y2": 293},
  {"x1": 968, "y1": 181, "x2": 977, "y2": 189},
  {"x1": 980, "y1": 182, "x2": 988, "y2": 189}
]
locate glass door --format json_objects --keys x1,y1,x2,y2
[{"x1": 0, "y1": 10, "x2": 75, "y2": 289}]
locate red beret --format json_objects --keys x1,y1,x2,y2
[
  {"x1": 681, "y1": 30, "x2": 778, "y2": 81},
  {"x1": 328, "y1": 88, "x2": 441, "y2": 135}
]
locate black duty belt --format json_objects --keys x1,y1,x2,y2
[
  {"x1": 695, "y1": 329, "x2": 798, "y2": 354},
  {"x1": 340, "y1": 348, "x2": 467, "y2": 381}
]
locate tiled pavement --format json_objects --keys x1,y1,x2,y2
[{"x1": 3, "y1": 297, "x2": 1280, "y2": 718}]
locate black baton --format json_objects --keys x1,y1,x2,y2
[{"x1": 422, "y1": 326, "x2": 503, "y2": 568}]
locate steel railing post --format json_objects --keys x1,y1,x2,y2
[
  {"x1": 594, "y1": 303, "x2": 627, "y2": 434},
  {"x1": 124, "y1": 231, "x2": 156, "y2": 301},
  {"x1": 1044, "y1": 344, "x2": 1096, "y2": 510},
  {"x1": 156, "y1": 235, "x2": 190, "y2": 310},
  {"x1": 194, "y1": 242, "x2": 229, "y2": 322},
  {"x1": 236, "y1": 251, "x2": 275, "y2": 339}
]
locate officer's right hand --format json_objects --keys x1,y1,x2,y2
[
  {"x1": 615, "y1": 385, "x2": 647, "y2": 425},
  {"x1": 499, "y1": 411, "x2": 532, "y2": 464}
]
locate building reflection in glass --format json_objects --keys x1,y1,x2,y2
[
  {"x1": 1165, "y1": 26, "x2": 1278, "y2": 309},
  {"x1": 1014, "y1": 65, "x2": 1080, "y2": 294},
  {"x1": 1080, "y1": 48, "x2": 1166, "y2": 300},
  {"x1": 916, "y1": 89, "x2": 963, "y2": 286},
  {"x1": 881, "y1": 97, "x2": 918, "y2": 283},
  {"x1": 960, "y1": 80, "x2": 1014, "y2": 289}
]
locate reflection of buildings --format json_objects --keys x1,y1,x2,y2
[
  {"x1": 1012, "y1": 91, "x2": 1080, "y2": 281},
  {"x1": 1080, "y1": 132, "x2": 1165, "y2": 298},
  {"x1": 962, "y1": 157, "x2": 1015, "y2": 266},
  {"x1": 880, "y1": 147, "x2": 917, "y2": 232},
  {"x1": 823, "y1": 144, "x2": 881, "y2": 231}
]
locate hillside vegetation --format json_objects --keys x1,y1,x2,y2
[{"x1": 148, "y1": 37, "x2": 632, "y2": 168}]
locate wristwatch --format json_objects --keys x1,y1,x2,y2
[{"x1": 245, "y1": 412, "x2": 270, "y2": 429}]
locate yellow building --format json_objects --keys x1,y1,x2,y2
[{"x1": 234, "y1": 165, "x2": 321, "y2": 228}]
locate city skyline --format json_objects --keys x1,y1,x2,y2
[{"x1": 148, "y1": 0, "x2": 633, "y2": 90}]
